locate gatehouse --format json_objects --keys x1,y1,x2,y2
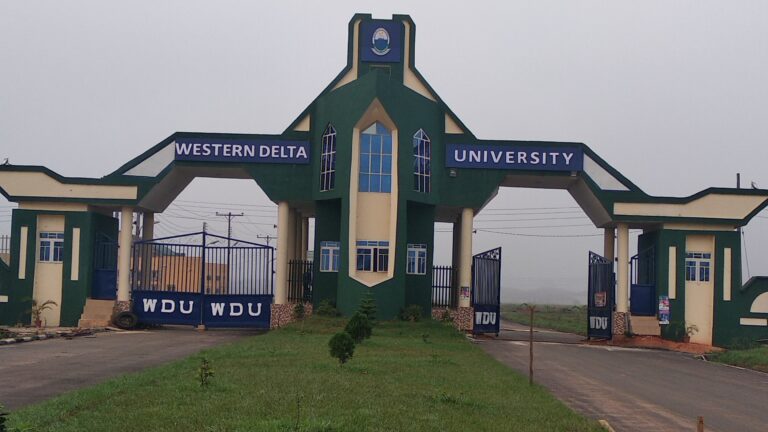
[{"x1": 1, "y1": 14, "x2": 767, "y2": 346}]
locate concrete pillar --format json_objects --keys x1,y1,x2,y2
[
  {"x1": 142, "y1": 212, "x2": 154, "y2": 240},
  {"x1": 458, "y1": 208, "x2": 474, "y2": 308},
  {"x1": 275, "y1": 202, "x2": 290, "y2": 304},
  {"x1": 451, "y1": 221, "x2": 460, "y2": 290},
  {"x1": 603, "y1": 228, "x2": 615, "y2": 262},
  {"x1": 117, "y1": 207, "x2": 134, "y2": 303},
  {"x1": 616, "y1": 223, "x2": 629, "y2": 313},
  {"x1": 301, "y1": 217, "x2": 309, "y2": 261},
  {"x1": 139, "y1": 212, "x2": 155, "y2": 289}
]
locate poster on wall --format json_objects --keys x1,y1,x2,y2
[{"x1": 658, "y1": 295, "x2": 670, "y2": 325}]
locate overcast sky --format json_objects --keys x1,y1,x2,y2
[{"x1": 1, "y1": 1, "x2": 766, "y2": 303}]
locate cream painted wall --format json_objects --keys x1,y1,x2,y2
[
  {"x1": 18, "y1": 226, "x2": 28, "y2": 279},
  {"x1": 750, "y1": 292, "x2": 768, "y2": 313},
  {"x1": 33, "y1": 215, "x2": 65, "y2": 327},
  {"x1": 0, "y1": 171, "x2": 136, "y2": 200},
  {"x1": 347, "y1": 100, "x2": 398, "y2": 287},
  {"x1": 19, "y1": 202, "x2": 89, "y2": 212},
  {"x1": 402, "y1": 20, "x2": 436, "y2": 102},
  {"x1": 668, "y1": 246, "x2": 677, "y2": 299},
  {"x1": 332, "y1": 19, "x2": 361, "y2": 91},
  {"x1": 614, "y1": 194, "x2": 766, "y2": 220},
  {"x1": 71, "y1": 227, "x2": 81, "y2": 281},
  {"x1": 684, "y1": 234, "x2": 715, "y2": 345}
]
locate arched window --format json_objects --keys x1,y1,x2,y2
[
  {"x1": 359, "y1": 122, "x2": 392, "y2": 193},
  {"x1": 413, "y1": 129, "x2": 430, "y2": 193},
  {"x1": 320, "y1": 124, "x2": 336, "y2": 191}
]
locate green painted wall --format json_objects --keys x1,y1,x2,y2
[
  {"x1": 404, "y1": 202, "x2": 434, "y2": 315},
  {"x1": 646, "y1": 228, "x2": 767, "y2": 347},
  {"x1": 1, "y1": 210, "x2": 38, "y2": 325},
  {"x1": 0, "y1": 209, "x2": 116, "y2": 327},
  {"x1": 312, "y1": 199, "x2": 341, "y2": 307}
]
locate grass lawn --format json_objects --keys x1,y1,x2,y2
[
  {"x1": 501, "y1": 304, "x2": 587, "y2": 336},
  {"x1": 709, "y1": 346, "x2": 768, "y2": 373},
  {"x1": 7, "y1": 317, "x2": 601, "y2": 432}
]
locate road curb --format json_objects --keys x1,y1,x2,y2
[{"x1": 0, "y1": 328, "x2": 108, "y2": 346}]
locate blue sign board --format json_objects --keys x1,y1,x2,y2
[
  {"x1": 360, "y1": 20, "x2": 402, "y2": 63},
  {"x1": 473, "y1": 304, "x2": 500, "y2": 335},
  {"x1": 446, "y1": 143, "x2": 583, "y2": 171},
  {"x1": 133, "y1": 291, "x2": 272, "y2": 329},
  {"x1": 588, "y1": 309, "x2": 612, "y2": 339},
  {"x1": 174, "y1": 138, "x2": 309, "y2": 164}
]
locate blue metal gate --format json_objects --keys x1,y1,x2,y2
[
  {"x1": 630, "y1": 247, "x2": 656, "y2": 316},
  {"x1": 130, "y1": 231, "x2": 274, "y2": 328},
  {"x1": 472, "y1": 247, "x2": 502, "y2": 335},
  {"x1": 92, "y1": 235, "x2": 118, "y2": 300},
  {"x1": 587, "y1": 251, "x2": 614, "y2": 339}
]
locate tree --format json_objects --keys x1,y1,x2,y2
[{"x1": 358, "y1": 291, "x2": 377, "y2": 325}]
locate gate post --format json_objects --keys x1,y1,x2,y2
[
  {"x1": 616, "y1": 223, "x2": 630, "y2": 314},
  {"x1": 275, "y1": 201, "x2": 289, "y2": 304},
  {"x1": 115, "y1": 207, "x2": 133, "y2": 312},
  {"x1": 458, "y1": 208, "x2": 473, "y2": 308}
]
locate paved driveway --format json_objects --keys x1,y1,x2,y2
[
  {"x1": 0, "y1": 327, "x2": 260, "y2": 410},
  {"x1": 479, "y1": 320, "x2": 768, "y2": 432}
]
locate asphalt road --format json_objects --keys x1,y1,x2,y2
[
  {"x1": 0, "y1": 327, "x2": 259, "y2": 411},
  {"x1": 479, "y1": 320, "x2": 768, "y2": 432}
]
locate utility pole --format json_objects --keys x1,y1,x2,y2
[
  {"x1": 216, "y1": 212, "x2": 244, "y2": 244},
  {"x1": 216, "y1": 212, "x2": 244, "y2": 292},
  {"x1": 257, "y1": 234, "x2": 276, "y2": 246}
]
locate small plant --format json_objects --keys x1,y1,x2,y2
[
  {"x1": 358, "y1": 291, "x2": 377, "y2": 325},
  {"x1": 328, "y1": 332, "x2": 355, "y2": 365},
  {"x1": 684, "y1": 323, "x2": 699, "y2": 343},
  {"x1": 292, "y1": 302, "x2": 306, "y2": 320},
  {"x1": 344, "y1": 312, "x2": 372, "y2": 343},
  {"x1": 398, "y1": 304, "x2": 422, "y2": 322},
  {"x1": 316, "y1": 299, "x2": 340, "y2": 317},
  {"x1": 27, "y1": 299, "x2": 57, "y2": 328},
  {"x1": 198, "y1": 357, "x2": 214, "y2": 387},
  {"x1": 422, "y1": 333, "x2": 431, "y2": 344}
]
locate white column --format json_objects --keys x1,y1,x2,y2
[
  {"x1": 603, "y1": 228, "x2": 615, "y2": 262},
  {"x1": 275, "y1": 202, "x2": 290, "y2": 304},
  {"x1": 458, "y1": 208, "x2": 474, "y2": 308},
  {"x1": 117, "y1": 207, "x2": 134, "y2": 303},
  {"x1": 142, "y1": 212, "x2": 154, "y2": 240},
  {"x1": 616, "y1": 223, "x2": 629, "y2": 313}
]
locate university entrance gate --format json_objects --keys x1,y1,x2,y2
[
  {"x1": 130, "y1": 232, "x2": 274, "y2": 328},
  {"x1": 472, "y1": 247, "x2": 502, "y2": 335}
]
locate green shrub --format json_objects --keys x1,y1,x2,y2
[
  {"x1": 344, "y1": 312, "x2": 372, "y2": 343},
  {"x1": 328, "y1": 332, "x2": 355, "y2": 365},
  {"x1": 316, "y1": 299, "x2": 340, "y2": 317},
  {"x1": 292, "y1": 303, "x2": 305, "y2": 320},
  {"x1": 358, "y1": 292, "x2": 377, "y2": 325},
  {"x1": 399, "y1": 304, "x2": 423, "y2": 322}
]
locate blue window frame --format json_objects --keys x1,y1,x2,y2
[
  {"x1": 356, "y1": 240, "x2": 389, "y2": 272},
  {"x1": 359, "y1": 122, "x2": 392, "y2": 193},
  {"x1": 39, "y1": 232, "x2": 64, "y2": 263},
  {"x1": 320, "y1": 124, "x2": 337, "y2": 191},
  {"x1": 406, "y1": 244, "x2": 427, "y2": 275},
  {"x1": 320, "y1": 241, "x2": 340, "y2": 272},
  {"x1": 413, "y1": 129, "x2": 431, "y2": 193}
]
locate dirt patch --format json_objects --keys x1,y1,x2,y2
[{"x1": 588, "y1": 335, "x2": 724, "y2": 354}]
